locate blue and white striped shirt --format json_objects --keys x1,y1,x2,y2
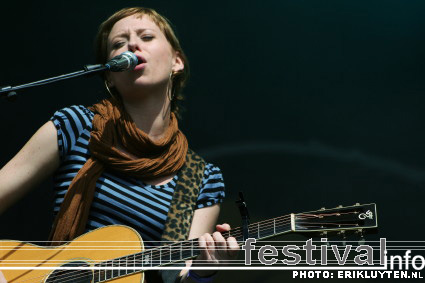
[{"x1": 50, "y1": 105, "x2": 225, "y2": 247}]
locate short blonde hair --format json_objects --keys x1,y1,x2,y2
[{"x1": 95, "y1": 7, "x2": 189, "y2": 117}]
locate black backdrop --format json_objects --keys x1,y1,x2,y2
[{"x1": 1, "y1": 1, "x2": 425, "y2": 282}]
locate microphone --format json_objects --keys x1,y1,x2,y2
[{"x1": 105, "y1": 51, "x2": 139, "y2": 72}]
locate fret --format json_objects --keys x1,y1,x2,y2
[
  {"x1": 159, "y1": 245, "x2": 170, "y2": 266},
  {"x1": 112, "y1": 259, "x2": 119, "y2": 279},
  {"x1": 181, "y1": 240, "x2": 192, "y2": 260},
  {"x1": 139, "y1": 252, "x2": 145, "y2": 268},
  {"x1": 257, "y1": 223, "x2": 260, "y2": 239},
  {"x1": 168, "y1": 245, "x2": 173, "y2": 262},
  {"x1": 124, "y1": 254, "x2": 129, "y2": 275},
  {"x1": 106, "y1": 260, "x2": 112, "y2": 281},
  {"x1": 99, "y1": 261, "x2": 106, "y2": 282},
  {"x1": 103, "y1": 261, "x2": 108, "y2": 281},
  {"x1": 152, "y1": 248, "x2": 160, "y2": 266},
  {"x1": 93, "y1": 265, "x2": 101, "y2": 283},
  {"x1": 144, "y1": 249, "x2": 153, "y2": 267},
  {"x1": 170, "y1": 245, "x2": 173, "y2": 262},
  {"x1": 275, "y1": 220, "x2": 288, "y2": 235},
  {"x1": 191, "y1": 239, "x2": 194, "y2": 258},
  {"x1": 100, "y1": 261, "x2": 105, "y2": 282},
  {"x1": 233, "y1": 227, "x2": 244, "y2": 243},
  {"x1": 252, "y1": 219, "x2": 276, "y2": 240},
  {"x1": 191, "y1": 239, "x2": 200, "y2": 258},
  {"x1": 128, "y1": 253, "x2": 136, "y2": 274},
  {"x1": 117, "y1": 258, "x2": 122, "y2": 278},
  {"x1": 135, "y1": 253, "x2": 143, "y2": 270},
  {"x1": 170, "y1": 242, "x2": 180, "y2": 262}
]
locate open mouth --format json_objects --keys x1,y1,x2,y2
[
  {"x1": 133, "y1": 55, "x2": 146, "y2": 71},
  {"x1": 136, "y1": 55, "x2": 146, "y2": 65}
]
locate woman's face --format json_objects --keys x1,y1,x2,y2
[{"x1": 106, "y1": 15, "x2": 183, "y2": 99}]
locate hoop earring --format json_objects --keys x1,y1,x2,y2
[
  {"x1": 104, "y1": 80, "x2": 116, "y2": 98},
  {"x1": 167, "y1": 72, "x2": 176, "y2": 101}
]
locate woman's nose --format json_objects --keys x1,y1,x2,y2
[
  {"x1": 128, "y1": 36, "x2": 141, "y2": 52},
  {"x1": 128, "y1": 42, "x2": 139, "y2": 52}
]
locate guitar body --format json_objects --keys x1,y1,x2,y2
[{"x1": 0, "y1": 225, "x2": 144, "y2": 283}]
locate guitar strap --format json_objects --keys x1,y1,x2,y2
[
  {"x1": 160, "y1": 148, "x2": 206, "y2": 242},
  {"x1": 146, "y1": 149, "x2": 205, "y2": 283}
]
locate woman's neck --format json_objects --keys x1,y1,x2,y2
[{"x1": 122, "y1": 89, "x2": 171, "y2": 141}]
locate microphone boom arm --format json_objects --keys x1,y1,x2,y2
[
  {"x1": 0, "y1": 64, "x2": 108, "y2": 100},
  {"x1": 0, "y1": 51, "x2": 138, "y2": 100}
]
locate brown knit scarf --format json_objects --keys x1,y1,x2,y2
[{"x1": 49, "y1": 97, "x2": 188, "y2": 244}]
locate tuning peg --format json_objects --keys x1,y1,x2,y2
[
  {"x1": 356, "y1": 228, "x2": 364, "y2": 235},
  {"x1": 356, "y1": 229, "x2": 365, "y2": 244},
  {"x1": 320, "y1": 207, "x2": 326, "y2": 211},
  {"x1": 337, "y1": 230, "x2": 347, "y2": 245},
  {"x1": 356, "y1": 229, "x2": 365, "y2": 245},
  {"x1": 355, "y1": 203, "x2": 360, "y2": 206},
  {"x1": 337, "y1": 205, "x2": 343, "y2": 208}
]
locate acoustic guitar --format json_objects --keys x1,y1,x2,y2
[{"x1": 0, "y1": 203, "x2": 377, "y2": 282}]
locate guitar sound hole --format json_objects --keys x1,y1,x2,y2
[{"x1": 45, "y1": 261, "x2": 93, "y2": 283}]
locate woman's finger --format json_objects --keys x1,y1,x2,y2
[
  {"x1": 227, "y1": 236, "x2": 240, "y2": 258},
  {"x1": 213, "y1": 231, "x2": 226, "y2": 258},
  {"x1": 197, "y1": 235, "x2": 208, "y2": 262},
  {"x1": 216, "y1": 223, "x2": 231, "y2": 232}
]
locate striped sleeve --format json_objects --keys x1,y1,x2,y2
[
  {"x1": 196, "y1": 163, "x2": 225, "y2": 209},
  {"x1": 50, "y1": 105, "x2": 93, "y2": 159}
]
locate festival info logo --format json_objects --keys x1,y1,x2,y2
[{"x1": 241, "y1": 238, "x2": 424, "y2": 279}]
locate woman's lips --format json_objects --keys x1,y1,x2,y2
[
  {"x1": 133, "y1": 63, "x2": 146, "y2": 71},
  {"x1": 133, "y1": 55, "x2": 146, "y2": 71}
]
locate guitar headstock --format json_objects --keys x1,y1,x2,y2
[{"x1": 293, "y1": 203, "x2": 377, "y2": 235}]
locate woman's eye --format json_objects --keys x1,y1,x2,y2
[
  {"x1": 112, "y1": 41, "x2": 125, "y2": 49},
  {"x1": 141, "y1": 35, "x2": 154, "y2": 41}
]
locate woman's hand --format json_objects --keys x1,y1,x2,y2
[{"x1": 191, "y1": 223, "x2": 239, "y2": 277}]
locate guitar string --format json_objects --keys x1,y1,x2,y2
[
  {"x1": 9, "y1": 211, "x2": 364, "y2": 283},
  {"x1": 1, "y1": 210, "x2": 361, "y2": 251},
  {"x1": 3, "y1": 213, "x2": 292, "y2": 251},
  {"x1": 7, "y1": 210, "x2": 364, "y2": 283},
  {"x1": 2, "y1": 211, "x2": 322, "y2": 252},
  {"x1": 9, "y1": 218, "x2": 294, "y2": 283},
  {"x1": 8, "y1": 211, "x2": 362, "y2": 283},
  {"x1": 49, "y1": 218, "x2": 297, "y2": 283}
]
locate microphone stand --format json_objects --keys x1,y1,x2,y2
[{"x1": 0, "y1": 64, "x2": 108, "y2": 101}]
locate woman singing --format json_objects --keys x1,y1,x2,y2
[{"x1": 0, "y1": 7, "x2": 238, "y2": 283}]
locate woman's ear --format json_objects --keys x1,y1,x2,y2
[{"x1": 172, "y1": 52, "x2": 184, "y2": 73}]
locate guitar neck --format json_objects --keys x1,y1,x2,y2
[
  {"x1": 92, "y1": 203, "x2": 377, "y2": 282},
  {"x1": 91, "y1": 215, "x2": 292, "y2": 282}
]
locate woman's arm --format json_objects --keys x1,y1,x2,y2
[
  {"x1": 179, "y1": 204, "x2": 239, "y2": 282},
  {"x1": 0, "y1": 121, "x2": 60, "y2": 214}
]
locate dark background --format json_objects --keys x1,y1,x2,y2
[{"x1": 0, "y1": 0, "x2": 424, "y2": 282}]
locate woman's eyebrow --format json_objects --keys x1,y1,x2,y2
[
  {"x1": 111, "y1": 28, "x2": 155, "y2": 40},
  {"x1": 135, "y1": 28, "x2": 155, "y2": 34},
  {"x1": 110, "y1": 32, "x2": 130, "y2": 40}
]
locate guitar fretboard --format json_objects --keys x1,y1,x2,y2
[
  {"x1": 92, "y1": 215, "x2": 293, "y2": 282},
  {"x1": 91, "y1": 203, "x2": 376, "y2": 282}
]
